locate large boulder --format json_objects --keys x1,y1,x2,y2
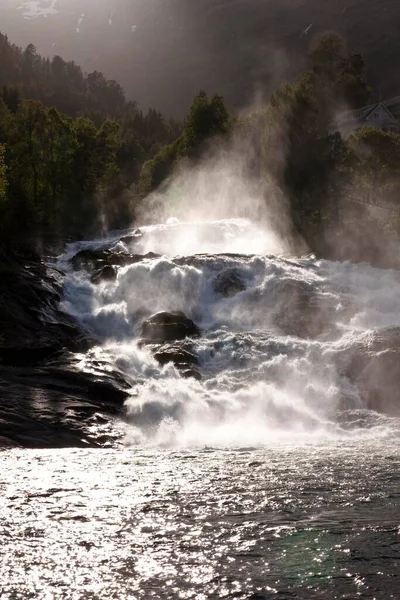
[
  {"x1": 0, "y1": 355, "x2": 131, "y2": 448},
  {"x1": 119, "y1": 230, "x2": 142, "y2": 246},
  {"x1": 213, "y1": 268, "x2": 246, "y2": 298},
  {"x1": 0, "y1": 247, "x2": 133, "y2": 448},
  {"x1": 140, "y1": 311, "x2": 201, "y2": 344}
]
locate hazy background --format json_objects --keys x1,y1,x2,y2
[{"x1": 2, "y1": 0, "x2": 400, "y2": 117}]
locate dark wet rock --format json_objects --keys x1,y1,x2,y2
[
  {"x1": 140, "y1": 311, "x2": 201, "y2": 344},
  {"x1": 119, "y1": 229, "x2": 142, "y2": 245},
  {"x1": 119, "y1": 235, "x2": 136, "y2": 246},
  {"x1": 0, "y1": 247, "x2": 132, "y2": 448},
  {"x1": 90, "y1": 265, "x2": 117, "y2": 285},
  {"x1": 174, "y1": 253, "x2": 252, "y2": 270},
  {"x1": 0, "y1": 435, "x2": 22, "y2": 448},
  {"x1": 180, "y1": 367, "x2": 202, "y2": 381},
  {"x1": 154, "y1": 346, "x2": 197, "y2": 366},
  {"x1": 71, "y1": 249, "x2": 159, "y2": 272},
  {"x1": 153, "y1": 344, "x2": 201, "y2": 380},
  {"x1": 0, "y1": 249, "x2": 92, "y2": 366},
  {"x1": 71, "y1": 248, "x2": 109, "y2": 270},
  {"x1": 273, "y1": 279, "x2": 339, "y2": 339},
  {"x1": 213, "y1": 268, "x2": 246, "y2": 298},
  {"x1": 0, "y1": 353, "x2": 131, "y2": 448},
  {"x1": 340, "y1": 328, "x2": 400, "y2": 416}
]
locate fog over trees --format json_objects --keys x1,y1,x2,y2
[{"x1": 2, "y1": 26, "x2": 400, "y2": 269}]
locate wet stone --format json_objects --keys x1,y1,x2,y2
[
  {"x1": 90, "y1": 265, "x2": 117, "y2": 285},
  {"x1": 139, "y1": 311, "x2": 201, "y2": 344},
  {"x1": 213, "y1": 268, "x2": 246, "y2": 297},
  {"x1": 153, "y1": 344, "x2": 201, "y2": 380},
  {"x1": 71, "y1": 249, "x2": 160, "y2": 272}
]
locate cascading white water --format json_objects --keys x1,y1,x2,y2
[{"x1": 58, "y1": 218, "x2": 400, "y2": 447}]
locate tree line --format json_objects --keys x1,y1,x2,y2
[
  {"x1": 137, "y1": 33, "x2": 400, "y2": 264},
  {"x1": 1, "y1": 30, "x2": 400, "y2": 264},
  {"x1": 0, "y1": 33, "x2": 182, "y2": 242}
]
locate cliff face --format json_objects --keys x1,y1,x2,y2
[{"x1": 2, "y1": 0, "x2": 400, "y2": 116}]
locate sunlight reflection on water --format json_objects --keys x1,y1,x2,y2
[{"x1": 1, "y1": 441, "x2": 399, "y2": 599}]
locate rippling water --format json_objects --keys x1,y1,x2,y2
[{"x1": 1, "y1": 441, "x2": 399, "y2": 599}]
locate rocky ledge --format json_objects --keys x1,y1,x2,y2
[{"x1": 0, "y1": 247, "x2": 130, "y2": 448}]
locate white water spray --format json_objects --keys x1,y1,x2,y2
[{"x1": 59, "y1": 218, "x2": 400, "y2": 447}]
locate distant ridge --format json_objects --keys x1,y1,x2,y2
[{"x1": 2, "y1": 0, "x2": 400, "y2": 116}]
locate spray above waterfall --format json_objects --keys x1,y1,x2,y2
[{"x1": 134, "y1": 134, "x2": 303, "y2": 256}]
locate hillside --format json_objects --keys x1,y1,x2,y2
[{"x1": 2, "y1": 0, "x2": 400, "y2": 115}]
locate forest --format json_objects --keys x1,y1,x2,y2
[
  {"x1": 1, "y1": 31, "x2": 400, "y2": 264},
  {"x1": 0, "y1": 32, "x2": 181, "y2": 242}
]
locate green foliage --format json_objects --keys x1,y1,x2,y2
[
  {"x1": 0, "y1": 32, "x2": 182, "y2": 194},
  {"x1": 136, "y1": 139, "x2": 183, "y2": 199},
  {"x1": 344, "y1": 127, "x2": 400, "y2": 192},
  {"x1": 0, "y1": 144, "x2": 6, "y2": 201},
  {"x1": 307, "y1": 34, "x2": 371, "y2": 113},
  {"x1": 183, "y1": 91, "x2": 231, "y2": 151},
  {"x1": 0, "y1": 31, "x2": 186, "y2": 243},
  {"x1": 0, "y1": 34, "x2": 125, "y2": 120},
  {"x1": 1, "y1": 26, "x2": 398, "y2": 260},
  {"x1": 0, "y1": 143, "x2": 11, "y2": 238},
  {"x1": 0, "y1": 99, "x2": 127, "y2": 240},
  {"x1": 253, "y1": 33, "x2": 373, "y2": 241},
  {"x1": 136, "y1": 91, "x2": 231, "y2": 198}
]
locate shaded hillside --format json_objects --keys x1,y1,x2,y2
[{"x1": 2, "y1": 0, "x2": 400, "y2": 116}]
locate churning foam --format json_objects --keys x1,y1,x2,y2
[{"x1": 59, "y1": 218, "x2": 400, "y2": 447}]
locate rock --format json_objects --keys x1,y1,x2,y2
[
  {"x1": 213, "y1": 268, "x2": 246, "y2": 297},
  {"x1": 273, "y1": 279, "x2": 339, "y2": 339},
  {"x1": 180, "y1": 367, "x2": 202, "y2": 381},
  {"x1": 119, "y1": 229, "x2": 142, "y2": 245},
  {"x1": 0, "y1": 359, "x2": 131, "y2": 448},
  {"x1": 0, "y1": 249, "x2": 93, "y2": 366},
  {"x1": 154, "y1": 344, "x2": 201, "y2": 380},
  {"x1": 70, "y1": 248, "x2": 111, "y2": 271},
  {"x1": 0, "y1": 247, "x2": 132, "y2": 448},
  {"x1": 154, "y1": 346, "x2": 197, "y2": 366},
  {"x1": 119, "y1": 235, "x2": 136, "y2": 246},
  {"x1": 340, "y1": 328, "x2": 400, "y2": 416},
  {"x1": 140, "y1": 315, "x2": 202, "y2": 380},
  {"x1": 140, "y1": 311, "x2": 201, "y2": 344},
  {"x1": 71, "y1": 249, "x2": 160, "y2": 272},
  {"x1": 90, "y1": 265, "x2": 117, "y2": 285}
]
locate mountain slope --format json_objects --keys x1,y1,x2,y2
[{"x1": 2, "y1": 0, "x2": 400, "y2": 116}]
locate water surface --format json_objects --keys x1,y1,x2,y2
[{"x1": 1, "y1": 441, "x2": 399, "y2": 599}]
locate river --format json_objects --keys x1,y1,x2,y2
[{"x1": 1, "y1": 218, "x2": 399, "y2": 599}]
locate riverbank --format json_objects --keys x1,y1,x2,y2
[{"x1": 0, "y1": 245, "x2": 130, "y2": 447}]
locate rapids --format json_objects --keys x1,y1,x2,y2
[
  {"x1": 56, "y1": 217, "x2": 400, "y2": 446},
  {"x1": 2, "y1": 218, "x2": 400, "y2": 599}
]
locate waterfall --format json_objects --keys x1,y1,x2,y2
[{"x1": 58, "y1": 218, "x2": 400, "y2": 447}]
